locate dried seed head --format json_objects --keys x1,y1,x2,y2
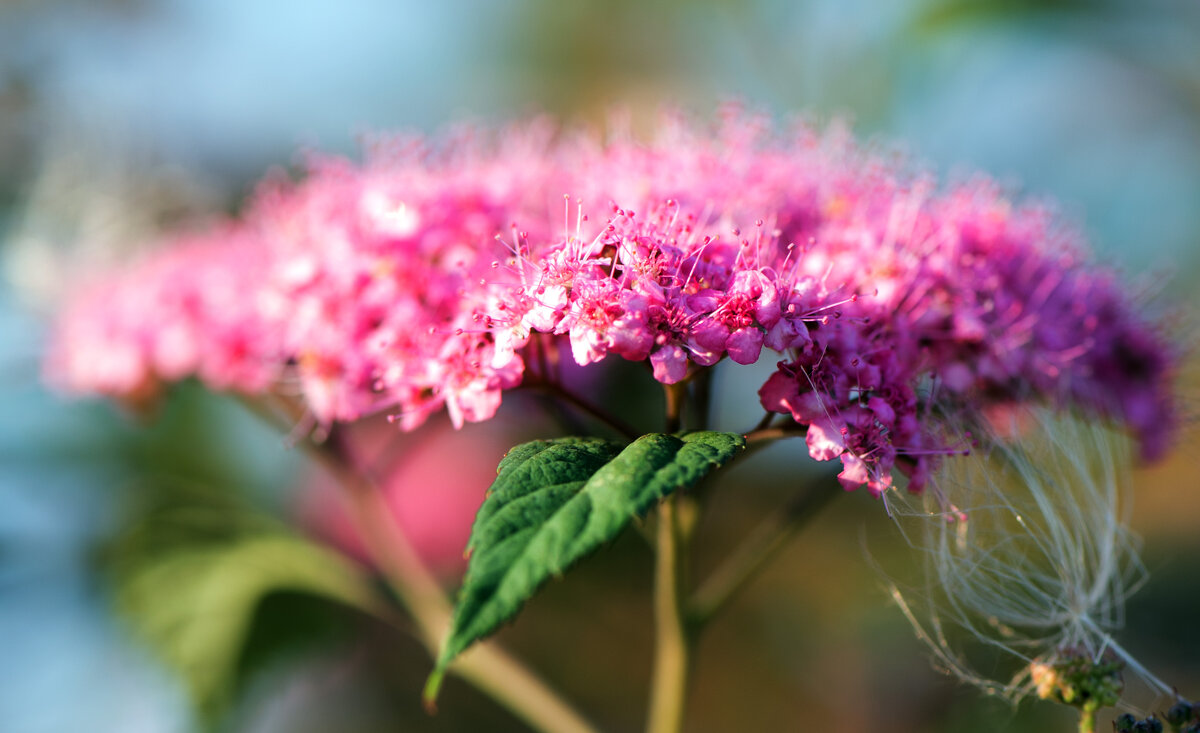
[{"x1": 883, "y1": 407, "x2": 1173, "y2": 707}]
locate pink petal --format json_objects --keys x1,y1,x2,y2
[
  {"x1": 727, "y1": 327, "x2": 764, "y2": 365},
  {"x1": 806, "y1": 417, "x2": 846, "y2": 462},
  {"x1": 837, "y1": 453, "x2": 870, "y2": 491},
  {"x1": 758, "y1": 370, "x2": 799, "y2": 415},
  {"x1": 651, "y1": 344, "x2": 688, "y2": 384}
]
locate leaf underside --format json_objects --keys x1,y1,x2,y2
[
  {"x1": 118, "y1": 533, "x2": 378, "y2": 717},
  {"x1": 425, "y1": 431, "x2": 745, "y2": 701}
]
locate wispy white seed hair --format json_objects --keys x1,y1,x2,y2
[{"x1": 880, "y1": 408, "x2": 1172, "y2": 702}]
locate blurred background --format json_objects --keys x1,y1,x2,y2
[{"x1": 1, "y1": 1, "x2": 1197, "y2": 731}]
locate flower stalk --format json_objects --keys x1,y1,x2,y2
[
  {"x1": 248, "y1": 397, "x2": 599, "y2": 733},
  {"x1": 646, "y1": 381, "x2": 693, "y2": 733},
  {"x1": 687, "y1": 472, "x2": 840, "y2": 628},
  {"x1": 647, "y1": 494, "x2": 691, "y2": 733}
]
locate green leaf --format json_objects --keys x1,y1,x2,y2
[
  {"x1": 425, "y1": 431, "x2": 745, "y2": 702},
  {"x1": 116, "y1": 533, "x2": 380, "y2": 719}
]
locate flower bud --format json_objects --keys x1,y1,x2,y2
[
  {"x1": 1132, "y1": 718, "x2": 1162, "y2": 733},
  {"x1": 1029, "y1": 647, "x2": 1124, "y2": 711},
  {"x1": 1165, "y1": 701, "x2": 1194, "y2": 727}
]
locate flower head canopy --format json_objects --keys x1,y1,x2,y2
[{"x1": 48, "y1": 110, "x2": 1177, "y2": 491}]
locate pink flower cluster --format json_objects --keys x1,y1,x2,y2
[
  {"x1": 47, "y1": 110, "x2": 1177, "y2": 492},
  {"x1": 49, "y1": 226, "x2": 280, "y2": 405}
]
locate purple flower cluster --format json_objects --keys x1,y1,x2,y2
[{"x1": 47, "y1": 110, "x2": 1177, "y2": 492}]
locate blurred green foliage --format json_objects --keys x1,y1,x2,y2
[{"x1": 90, "y1": 388, "x2": 372, "y2": 726}]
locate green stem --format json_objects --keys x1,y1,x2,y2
[
  {"x1": 645, "y1": 382, "x2": 694, "y2": 733},
  {"x1": 318, "y1": 430, "x2": 600, "y2": 733},
  {"x1": 735, "y1": 423, "x2": 808, "y2": 468},
  {"x1": 312, "y1": 429, "x2": 451, "y2": 631},
  {"x1": 664, "y1": 382, "x2": 685, "y2": 434},
  {"x1": 1078, "y1": 707, "x2": 1096, "y2": 733},
  {"x1": 687, "y1": 472, "x2": 840, "y2": 628},
  {"x1": 743, "y1": 424, "x2": 806, "y2": 444},
  {"x1": 646, "y1": 495, "x2": 691, "y2": 733},
  {"x1": 524, "y1": 379, "x2": 640, "y2": 441},
  {"x1": 749, "y1": 410, "x2": 777, "y2": 433},
  {"x1": 241, "y1": 397, "x2": 599, "y2": 733},
  {"x1": 689, "y1": 368, "x2": 713, "y2": 432}
]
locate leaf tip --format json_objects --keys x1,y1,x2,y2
[{"x1": 422, "y1": 668, "x2": 446, "y2": 713}]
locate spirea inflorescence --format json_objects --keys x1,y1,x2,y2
[{"x1": 46, "y1": 109, "x2": 1178, "y2": 493}]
